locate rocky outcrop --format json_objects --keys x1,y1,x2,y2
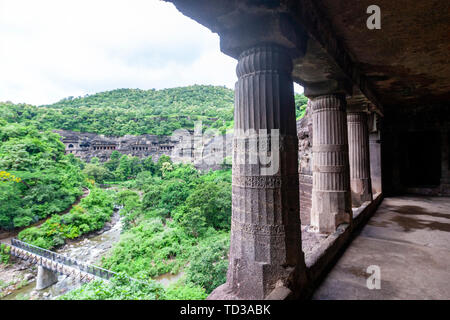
[
  {"x1": 54, "y1": 129, "x2": 233, "y2": 171},
  {"x1": 55, "y1": 129, "x2": 178, "y2": 163},
  {"x1": 55, "y1": 115, "x2": 313, "y2": 184}
]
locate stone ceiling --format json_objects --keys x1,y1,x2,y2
[
  {"x1": 316, "y1": 0, "x2": 450, "y2": 108},
  {"x1": 167, "y1": 0, "x2": 450, "y2": 111}
]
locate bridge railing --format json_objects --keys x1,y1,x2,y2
[{"x1": 11, "y1": 238, "x2": 118, "y2": 280}]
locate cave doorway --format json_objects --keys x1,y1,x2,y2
[{"x1": 400, "y1": 131, "x2": 441, "y2": 187}]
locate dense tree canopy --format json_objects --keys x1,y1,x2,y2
[
  {"x1": 0, "y1": 122, "x2": 85, "y2": 229},
  {"x1": 0, "y1": 85, "x2": 307, "y2": 137},
  {"x1": 1, "y1": 86, "x2": 234, "y2": 136}
]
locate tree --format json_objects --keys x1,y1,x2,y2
[
  {"x1": 161, "y1": 162, "x2": 173, "y2": 177},
  {"x1": 142, "y1": 156, "x2": 156, "y2": 174},
  {"x1": 295, "y1": 93, "x2": 308, "y2": 119},
  {"x1": 174, "y1": 206, "x2": 206, "y2": 238},
  {"x1": 104, "y1": 150, "x2": 121, "y2": 172},
  {"x1": 90, "y1": 157, "x2": 100, "y2": 164},
  {"x1": 156, "y1": 155, "x2": 172, "y2": 177},
  {"x1": 184, "y1": 181, "x2": 231, "y2": 230},
  {"x1": 83, "y1": 163, "x2": 112, "y2": 183},
  {"x1": 0, "y1": 123, "x2": 84, "y2": 229},
  {"x1": 115, "y1": 155, "x2": 132, "y2": 180}
]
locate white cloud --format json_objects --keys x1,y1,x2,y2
[{"x1": 0, "y1": 0, "x2": 303, "y2": 105}]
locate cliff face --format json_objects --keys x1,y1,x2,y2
[
  {"x1": 55, "y1": 129, "x2": 177, "y2": 162},
  {"x1": 55, "y1": 114, "x2": 312, "y2": 177},
  {"x1": 54, "y1": 129, "x2": 233, "y2": 171}
]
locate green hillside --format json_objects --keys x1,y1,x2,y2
[{"x1": 0, "y1": 85, "x2": 307, "y2": 136}]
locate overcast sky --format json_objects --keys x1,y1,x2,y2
[{"x1": 0, "y1": 0, "x2": 303, "y2": 106}]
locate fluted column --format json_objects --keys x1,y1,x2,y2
[
  {"x1": 310, "y1": 95, "x2": 352, "y2": 234},
  {"x1": 369, "y1": 131, "x2": 382, "y2": 194},
  {"x1": 347, "y1": 112, "x2": 373, "y2": 206},
  {"x1": 222, "y1": 45, "x2": 306, "y2": 299}
]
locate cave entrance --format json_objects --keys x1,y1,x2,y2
[{"x1": 400, "y1": 131, "x2": 441, "y2": 187}]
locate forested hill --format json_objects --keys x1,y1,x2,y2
[{"x1": 0, "y1": 85, "x2": 307, "y2": 136}]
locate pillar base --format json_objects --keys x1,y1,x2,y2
[
  {"x1": 350, "y1": 178, "x2": 373, "y2": 207},
  {"x1": 209, "y1": 265, "x2": 310, "y2": 300},
  {"x1": 311, "y1": 190, "x2": 352, "y2": 234}
]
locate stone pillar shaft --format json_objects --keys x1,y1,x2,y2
[
  {"x1": 347, "y1": 112, "x2": 373, "y2": 206},
  {"x1": 310, "y1": 95, "x2": 352, "y2": 234},
  {"x1": 226, "y1": 45, "x2": 306, "y2": 299},
  {"x1": 369, "y1": 130, "x2": 383, "y2": 194}
]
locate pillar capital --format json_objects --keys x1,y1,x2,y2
[
  {"x1": 309, "y1": 94, "x2": 347, "y2": 112},
  {"x1": 236, "y1": 44, "x2": 293, "y2": 78},
  {"x1": 219, "y1": 12, "x2": 308, "y2": 59},
  {"x1": 347, "y1": 111, "x2": 368, "y2": 122},
  {"x1": 346, "y1": 93, "x2": 371, "y2": 113}
]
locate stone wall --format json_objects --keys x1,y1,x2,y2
[{"x1": 382, "y1": 104, "x2": 450, "y2": 196}]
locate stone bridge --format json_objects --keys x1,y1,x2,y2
[{"x1": 9, "y1": 239, "x2": 118, "y2": 290}]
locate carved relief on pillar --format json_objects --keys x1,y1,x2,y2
[
  {"x1": 310, "y1": 94, "x2": 352, "y2": 234},
  {"x1": 220, "y1": 44, "x2": 307, "y2": 300},
  {"x1": 347, "y1": 112, "x2": 373, "y2": 206}
]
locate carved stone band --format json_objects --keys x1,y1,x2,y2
[
  {"x1": 232, "y1": 175, "x2": 299, "y2": 189},
  {"x1": 231, "y1": 218, "x2": 288, "y2": 236},
  {"x1": 313, "y1": 165, "x2": 348, "y2": 173}
]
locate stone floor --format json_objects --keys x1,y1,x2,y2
[{"x1": 313, "y1": 196, "x2": 450, "y2": 300}]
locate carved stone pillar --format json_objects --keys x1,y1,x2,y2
[
  {"x1": 213, "y1": 45, "x2": 307, "y2": 300},
  {"x1": 347, "y1": 112, "x2": 373, "y2": 206},
  {"x1": 310, "y1": 94, "x2": 352, "y2": 234},
  {"x1": 369, "y1": 132, "x2": 382, "y2": 195}
]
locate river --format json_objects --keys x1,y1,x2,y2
[
  {"x1": 1, "y1": 208, "x2": 184, "y2": 300},
  {"x1": 1, "y1": 209, "x2": 123, "y2": 300}
]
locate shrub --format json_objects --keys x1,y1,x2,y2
[
  {"x1": 0, "y1": 243, "x2": 10, "y2": 264},
  {"x1": 17, "y1": 188, "x2": 114, "y2": 249},
  {"x1": 185, "y1": 233, "x2": 230, "y2": 293}
]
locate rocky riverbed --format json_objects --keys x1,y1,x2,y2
[
  {"x1": 0, "y1": 210, "x2": 122, "y2": 300},
  {"x1": 0, "y1": 258, "x2": 37, "y2": 299}
]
